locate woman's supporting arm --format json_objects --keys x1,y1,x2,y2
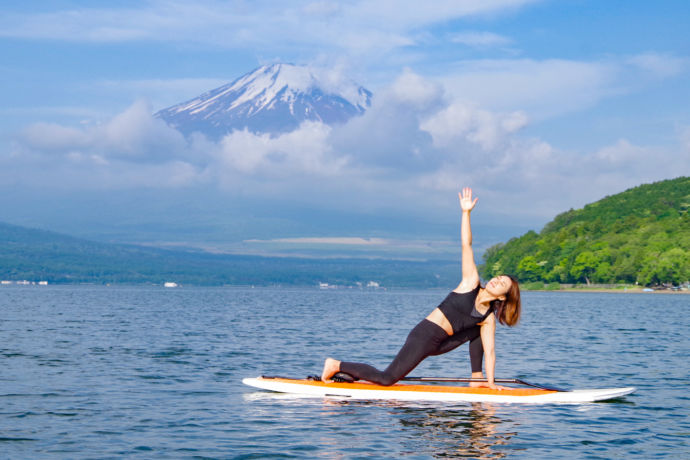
[{"x1": 480, "y1": 314, "x2": 504, "y2": 390}]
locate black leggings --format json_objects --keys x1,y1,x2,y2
[{"x1": 340, "y1": 319, "x2": 483, "y2": 386}]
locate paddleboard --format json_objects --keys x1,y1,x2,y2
[{"x1": 242, "y1": 377, "x2": 635, "y2": 404}]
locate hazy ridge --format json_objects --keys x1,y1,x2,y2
[{"x1": 0, "y1": 222, "x2": 457, "y2": 287}]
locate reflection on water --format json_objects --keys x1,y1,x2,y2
[
  {"x1": 396, "y1": 403, "x2": 515, "y2": 458},
  {"x1": 245, "y1": 392, "x2": 516, "y2": 458},
  {"x1": 320, "y1": 396, "x2": 516, "y2": 458}
]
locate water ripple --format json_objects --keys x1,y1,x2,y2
[{"x1": 0, "y1": 286, "x2": 688, "y2": 458}]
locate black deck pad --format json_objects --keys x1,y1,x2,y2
[{"x1": 332, "y1": 372, "x2": 357, "y2": 383}]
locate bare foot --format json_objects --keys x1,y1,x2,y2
[
  {"x1": 469, "y1": 372, "x2": 485, "y2": 388},
  {"x1": 321, "y1": 358, "x2": 341, "y2": 382}
]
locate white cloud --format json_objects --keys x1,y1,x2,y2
[
  {"x1": 436, "y1": 59, "x2": 620, "y2": 119},
  {"x1": 420, "y1": 103, "x2": 528, "y2": 150},
  {"x1": 627, "y1": 53, "x2": 687, "y2": 79},
  {"x1": 12, "y1": 100, "x2": 207, "y2": 188},
  {"x1": 216, "y1": 122, "x2": 346, "y2": 177},
  {"x1": 434, "y1": 53, "x2": 690, "y2": 123},
  {"x1": 0, "y1": 0, "x2": 539, "y2": 57},
  {"x1": 21, "y1": 123, "x2": 90, "y2": 151},
  {"x1": 413, "y1": 131, "x2": 690, "y2": 221},
  {"x1": 586, "y1": 138, "x2": 689, "y2": 182},
  {"x1": 7, "y1": 69, "x2": 689, "y2": 222},
  {"x1": 96, "y1": 100, "x2": 187, "y2": 160},
  {"x1": 593, "y1": 139, "x2": 647, "y2": 168},
  {"x1": 450, "y1": 31, "x2": 512, "y2": 47},
  {"x1": 386, "y1": 68, "x2": 444, "y2": 108}
]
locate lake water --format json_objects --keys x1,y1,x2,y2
[{"x1": 0, "y1": 285, "x2": 688, "y2": 458}]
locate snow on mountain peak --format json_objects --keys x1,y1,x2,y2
[
  {"x1": 155, "y1": 63, "x2": 372, "y2": 138},
  {"x1": 225, "y1": 64, "x2": 317, "y2": 112}
]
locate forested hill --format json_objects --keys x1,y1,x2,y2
[{"x1": 481, "y1": 177, "x2": 689, "y2": 286}]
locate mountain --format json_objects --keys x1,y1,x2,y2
[
  {"x1": 481, "y1": 177, "x2": 690, "y2": 287},
  {"x1": 155, "y1": 63, "x2": 372, "y2": 138},
  {"x1": 0, "y1": 221, "x2": 457, "y2": 287}
]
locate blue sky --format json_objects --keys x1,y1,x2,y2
[{"x1": 0, "y1": 0, "x2": 689, "y2": 258}]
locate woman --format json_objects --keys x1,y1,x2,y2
[{"x1": 321, "y1": 188, "x2": 521, "y2": 389}]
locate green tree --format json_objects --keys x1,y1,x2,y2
[
  {"x1": 570, "y1": 251, "x2": 598, "y2": 285},
  {"x1": 517, "y1": 255, "x2": 543, "y2": 281},
  {"x1": 546, "y1": 262, "x2": 567, "y2": 283},
  {"x1": 639, "y1": 248, "x2": 689, "y2": 285},
  {"x1": 594, "y1": 262, "x2": 613, "y2": 283}
]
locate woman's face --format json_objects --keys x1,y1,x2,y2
[{"x1": 486, "y1": 275, "x2": 512, "y2": 298}]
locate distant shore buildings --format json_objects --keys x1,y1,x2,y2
[
  {"x1": 1, "y1": 280, "x2": 49, "y2": 285},
  {"x1": 319, "y1": 281, "x2": 383, "y2": 290}
]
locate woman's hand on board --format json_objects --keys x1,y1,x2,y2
[
  {"x1": 459, "y1": 187, "x2": 478, "y2": 212},
  {"x1": 487, "y1": 383, "x2": 510, "y2": 391},
  {"x1": 469, "y1": 380, "x2": 510, "y2": 390}
]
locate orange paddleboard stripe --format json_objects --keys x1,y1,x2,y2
[{"x1": 262, "y1": 377, "x2": 556, "y2": 396}]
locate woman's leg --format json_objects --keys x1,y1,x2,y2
[
  {"x1": 433, "y1": 326, "x2": 479, "y2": 354},
  {"x1": 468, "y1": 334, "x2": 484, "y2": 373},
  {"x1": 431, "y1": 326, "x2": 483, "y2": 372},
  {"x1": 338, "y1": 319, "x2": 448, "y2": 386}
]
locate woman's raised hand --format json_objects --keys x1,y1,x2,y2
[{"x1": 459, "y1": 187, "x2": 478, "y2": 212}]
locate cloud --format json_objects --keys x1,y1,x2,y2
[
  {"x1": 216, "y1": 122, "x2": 346, "y2": 177},
  {"x1": 450, "y1": 32, "x2": 512, "y2": 47},
  {"x1": 20, "y1": 100, "x2": 191, "y2": 163},
  {"x1": 412, "y1": 130, "x2": 690, "y2": 222},
  {"x1": 436, "y1": 59, "x2": 621, "y2": 119},
  {"x1": 434, "y1": 53, "x2": 690, "y2": 123},
  {"x1": 7, "y1": 69, "x2": 689, "y2": 223},
  {"x1": 421, "y1": 103, "x2": 528, "y2": 151},
  {"x1": 627, "y1": 53, "x2": 687, "y2": 79},
  {"x1": 0, "y1": 0, "x2": 539, "y2": 57},
  {"x1": 325, "y1": 69, "x2": 446, "y2": 174},
  {"x1": 20, "y1": 123, "x2": 90, "y2": 152},
  {"x1": 10, "y1": 100, "x2": 207, "y2": 188},
  {"x1": 99, "y1": 101, "x2": 188, "y2": 160}
]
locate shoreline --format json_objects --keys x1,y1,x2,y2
[
  {"x1": 524, "y1": 287, "x2": 689, "y2": 294},
  {"x1": 1, "y1": 280, "x2": 688, "y2": 293}
]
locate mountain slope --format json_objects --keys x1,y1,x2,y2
[
  {"x1": 481, "y1": 177, "x2": 690, "y2": 286},
  {"x1": 155, "y1": 63, "x2": 372, "y2": 138},
  {"x1": 0, "y1": 222, "x2": 457, "y2": 287}
]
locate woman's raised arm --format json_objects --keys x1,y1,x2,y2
[{"x1": 457, "y1": 187, "x2": 479, "y2": 291}]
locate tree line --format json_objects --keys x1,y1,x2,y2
[{"x1": 481, "y1": 177, "x2": 689, "y2": 286}]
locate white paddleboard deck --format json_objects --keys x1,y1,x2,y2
[{"x1": 243, "y1": 377, "x2": 635, "y2": 404}]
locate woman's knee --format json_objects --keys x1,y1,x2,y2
[{"x1": 378, "y1": 373, "x2": 398, "y2": 386}]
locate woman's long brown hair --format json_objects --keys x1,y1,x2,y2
[{"x1": 491, "y1": 274, "x2": 521, "y2": 327}]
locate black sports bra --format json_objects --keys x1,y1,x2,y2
[{"x1": 437, "y1": 285, "x2": 493, "y2": 334}]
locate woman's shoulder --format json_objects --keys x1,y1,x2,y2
[{"x1": 452, "y1": 279, "x2": 480, "y2": 295}]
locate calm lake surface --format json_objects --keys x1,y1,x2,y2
[{"x1": 0, "y1": 285, "x2": 688, "y2": 458}]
